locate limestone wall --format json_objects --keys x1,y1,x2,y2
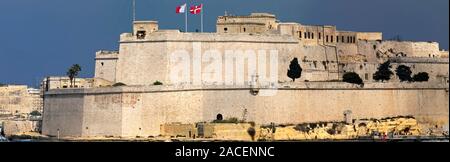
[
  {"x1": 42, "y1": 83, "x2": 449, "y2": 137},
  {"x1": 42, "y1": 93, "x2": 85, "y2": 137},
  {"x1": 117, "y1": 31, "x2": 304, "y2": 85},
  {"x1": 0, "y1": 85, "x2": 41, "y2": 115},
  {"x1": 356, "y1": 32, "x2": 382, "y2": 41},
  {"x1": 95, "y1": 51, "x2": 118, "y2": 82},
  {"x1": 2, "y1": 120, "x2": 40, "y2": 137},
  {"x1": 357, "y1": 40, "x2": 442, "y2": 59}
]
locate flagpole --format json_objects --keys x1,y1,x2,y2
[
  {"x1": 201, "y1": 4, "x2": 204, "y2": 32},
  {"x1": 185, "y1": 5, "x2": 188, "y2": 32},
  {"x1": 132, "y1": 0, "x2": 136, "y2": 22}
]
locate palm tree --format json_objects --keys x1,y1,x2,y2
[{"x1": 66, "y1": 64, "x2": 82, "y2": 88}]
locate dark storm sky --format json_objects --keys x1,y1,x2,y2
[{"x1": 0, "y1": 0, "x2": 448, "y2": 87}]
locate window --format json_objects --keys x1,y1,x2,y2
[
  {"x1": 224, "y1": 28, "x2": 228, "y2": 32},
  {"x1": 342, "y1": 36, "x2": 345, "y2": 42},
  {"x1": 337, "y1": 36, "x2": 339, "y2": 43},
  {"x1": 101, "y1": 62, "x2": 104, "y2": 66},
  {"x1": 319, "y1": 33, "x2": 321, "y2": 39},
  {"x1": 304, "y1": 32, "x2": 307, "y2": 39},
  {"x1": 299, "y1": 31, "x2": 302, "y2": 38},
  {"x1": 136, "y1": 31, "x2": 146, "y2": 39},
  {"x1": 312, "y1": 33, "x2": 314, "y2": 39},
  {"x1": 347, "y1": 36, "x2": 350, "y2": 43},
  {"x1": 331, "y1": 36, "x2": 334, "y2": 42},
  {"x1": 243, "y1": 28, "x2": 246, "y2": 32},
  {"x1": 307, "y1": 32, "x2": 310, "y2": 39},
  {"x1": 326, "y1": 35, "x2": 329, "y2": 42}
]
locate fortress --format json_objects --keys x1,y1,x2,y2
[{"x1": 42, "y1": 13, "x2": 449, "y2": 138}]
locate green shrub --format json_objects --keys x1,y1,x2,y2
[
  {"x1": 395, "y1": 65, "x2": 412, "y2": 82},
  {"x1": 212, "y1": 117, "x2": 240, "y2": 123},
  {"x1": 373, "y1": 61, "x2": 393, "y2": 82},
  {"x1": 112, "y1": 82, "x2": 126, "y2": 87},
  {"x1": 343, "y1": 72, "x2": 364, "y2": 85},
  {"x1": 153, "y1": 81, "x2": 163, "y2": 85},
  {"x1": 30, "y1": 110, "x2": 41, "y2": 116},
  {"x1": 413, "y1": 72, "x2": 429, "y2": 82}
]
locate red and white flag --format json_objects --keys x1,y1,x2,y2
[
  {"x1": 176, "y1": 3, "x2": 187, "y2": 14},
  {"x1": 190, "y1": 4, "x2": 203, "y2": 14}
]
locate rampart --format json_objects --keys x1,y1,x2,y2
[{"x1": 42, "y1": 82, "x2": 449, "y2": 137}]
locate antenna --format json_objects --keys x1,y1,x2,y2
[{"x1": 132, "y1": 0, "x2": 136, "y2": 22}]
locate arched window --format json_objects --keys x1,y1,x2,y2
[
  {"x1": 216, "y1": 114, "x2": 223, "y2": 121},
  {"x1": 319, "y1": 33, "x2": 322, "y2": 39},
  {"x1": 312, "y1": 33, "x2": 314, "y2": 39},
  {"x1": 243, "y1": 28, "x2": 246, "y2": 32}
]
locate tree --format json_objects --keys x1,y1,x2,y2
[
  {"x1": 343, "y1": 72, "x2": 363, "y2": 85},
  {"x1": 287, "y1": 58, "x2": 302, "y2": 82},
  {"x1": 66, "y1": 64, "x2": 82, "y2": 88},
  {"x1": 395, "y1": 65, "x2": 412, "y2": 82},
  {"x1": 373, "y1": 61, "x2": 393, "y2": 82},
  {"x1": 413, "y1": 72, "x2": 429, "y2": 82}
]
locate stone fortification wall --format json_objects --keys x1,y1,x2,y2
[{"x1": 42, "y1": 82, "x2": 449, "y2": 137}]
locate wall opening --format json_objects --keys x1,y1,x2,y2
[
  {"x1": 136, "y1": 31, "x2": 146, "y2": 39},
  {"x1": 216, "y1": 114, "x2": 223, "y2": 121}
]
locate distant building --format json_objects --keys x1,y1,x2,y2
[
  {"x1": 41, "y1": 76, "x2": 94, "y2": 91},
  {"x1": 0, "y1": 85, "x2": 43, "y2": 115}
]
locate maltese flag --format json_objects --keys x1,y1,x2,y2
[
  {"x1": 176, "y1": 4, "x2": 187, "y2": 14},
  {"x1": 190, "y1": 4, "x2": 203, "y2": 14}
]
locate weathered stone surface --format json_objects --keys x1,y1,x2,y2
[
  {"x1": 3, "y1": 120, "x2": 40, "y2": 137},
  {"x1": 42, "y1": 82, "x2": 449, "y2": 137}
]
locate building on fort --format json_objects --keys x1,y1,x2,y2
[
  {"x1": 40, "y1": 76, "x2": 114, "y2": 92},
  {"x1": 42, "y1": 13, "x2": 449, "y2": 138}
]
